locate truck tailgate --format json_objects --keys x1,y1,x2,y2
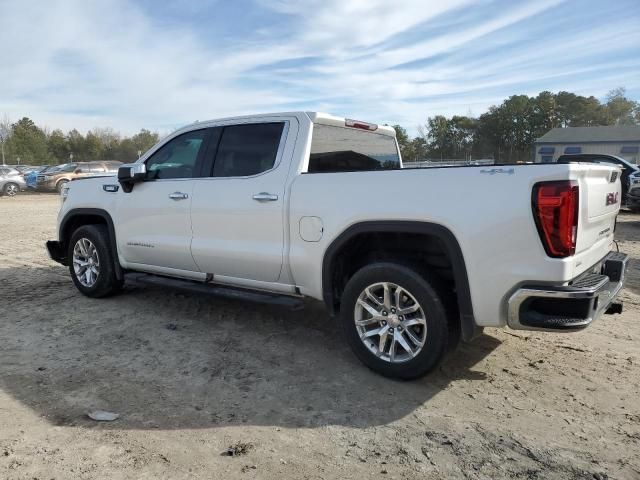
[{"x1": 574, "y1": 164, "x2": 621, "y2": 267}]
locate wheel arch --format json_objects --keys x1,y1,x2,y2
[
  {"x1": 55, "y1": 177, "x2": 71, "y2": 189},
  {"x1": 321, "y1": 221, "x2": 479, "y2": 341},
  {"x1": 59, "y1": 208, "x2": 123, "y2": 280}
]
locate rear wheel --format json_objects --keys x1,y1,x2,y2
[
  {"x1": 3, "y1": 182, "x2": 19, "y2": 197},
  {"x1": 68, "y1": 225, "x2": 123, "y2": 298},
  {"x1": 340, "y1": 262, "x2": 452, "y2": 379}
]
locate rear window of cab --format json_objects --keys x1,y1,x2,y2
[{"x1": 308, "y1": 124, "x2": 400, "y2": 173}]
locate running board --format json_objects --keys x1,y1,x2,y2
[{"x1": 126, "y1": 273, "x2": 305, "y2": 310}]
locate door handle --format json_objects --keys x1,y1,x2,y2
[
  {"x1": 252, "y1": 192, "x2": 278, "y2": 202},
  {"x1": 168, "y1": 192, "x2": 189, "y2": 200}
]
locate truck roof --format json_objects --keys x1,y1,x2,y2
[{"x1": 182, "y1": 112, "x2": 397, "y2": 137}]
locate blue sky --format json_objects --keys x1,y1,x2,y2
[{"x1": 1, "y1": 0, "x2": 639, "y2": 135}]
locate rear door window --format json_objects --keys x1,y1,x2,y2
[
  {"x1": 210, "y1": 123, "x2": 285, "y2": 177},
  {"x1": 308, "y1": 124, "x2": 400, "y2": 173}
]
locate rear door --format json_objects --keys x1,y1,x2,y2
[
  {"x1": 190, "y1": 118, "x2": 297, "y2": 282},
  {"x1": 115, "y1": 128, "x2": 210, "y2": 272}
]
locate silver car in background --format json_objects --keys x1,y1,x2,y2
[{"x1": 0, "y1": 167, "x2": 27, "y2": 197}]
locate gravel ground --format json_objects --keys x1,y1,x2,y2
[{"x1": 0, "y1": 194, "x2": 639, "y2": 480}]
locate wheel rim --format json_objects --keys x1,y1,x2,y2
[
  {"x1": 354, "y1": 282, "x2": 427, "y2": 363},
  {"x1": 6, "y1": 184, "x2": 18, "y2": 196},
  {"x1": 72, "y1": 238, "x2": 100, "y2": 287}
]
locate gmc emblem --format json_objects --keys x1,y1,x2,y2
[{"x1": 606, "y1": 192, "x2": 619, "y2": 206}]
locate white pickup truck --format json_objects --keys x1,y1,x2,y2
[{"x1": 47, "y1": 112, "x2": 629, "y2": 379}]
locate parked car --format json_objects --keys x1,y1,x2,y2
[
  {"x1": 36, "y1": 161, "x2": 122, "y2": 193},
  {"x1": 0, "y1": 166, "x2": 27, "y2": 196},
  {"x1": 627, "y1": 170, "x2": 640, "y2": 212},
  {"x1": 26, "y1": 165, "x2": 58, "y2": 189},
  {"x1": 6, "y1": 165, "x2": 34, "y2": 175},
  {"x1": 46, "y1": 112, "x2": 628, "y2": 379}
]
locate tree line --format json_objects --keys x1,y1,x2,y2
[
  {"x1": 1, "y1": 87, "x2": 638, "y2": 166},
  {"x1": 393, "y1": 88, "x2": 640, "y2": 163},
  {"x1": 0, "y1": 116, "x2": 160, "y2": 166}
]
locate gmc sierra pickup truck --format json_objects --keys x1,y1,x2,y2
[{"x1": 47, "y1": 112, "x2": 629, "y2": 379}]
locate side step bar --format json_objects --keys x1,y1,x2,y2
[{"x1": 126, "y1": 273, "x2": 305, "y2": 310}]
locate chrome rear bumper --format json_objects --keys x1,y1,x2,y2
[{"x1": 507, "y1": 251, "x2": 628, "y2": 331}]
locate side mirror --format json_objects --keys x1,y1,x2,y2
[
  {"x1": 75, "y1": 168, "x2": 83, "y2": 174},
  {"x1": 118, "y1": 163, "x2": 146, "y2": 193}
]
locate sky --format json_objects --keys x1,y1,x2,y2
[{"x1": 1, "y1": 0, "x2": 639, "y2": 136}]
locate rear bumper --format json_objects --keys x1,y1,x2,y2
[
  {"x1": 46, "y1": 240, "x2": 67, "y2": 266},
  {"x1": 507, "y1": 251, "x2": 628, "y2": 331}
]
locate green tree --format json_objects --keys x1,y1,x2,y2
[
  {"x1": 92, "y1": 127, "x2": 121, "y2": 159},
  {"x1": 392, "y1": 125, "x2": 413, "y2": 161},
  {"x1": 115, "y1": 138, "x2": 139, "y2": 162},
  {"x1": 7, "y1": 117, "x2": 50, "y2": 164},
  {"x1": 410, "y1": 136, "x2": 428, "y2": 161},
  {"x1": 131, "y1": 129, "x2": 160, "y2": 156},
  {"x1": 424, "y1": 115, "x2": 451, "y2": 159},
  {"x1": 47, "y1": 129, "x2": 69, "y2": 163},
  {"x1": 604, "y1": 87, "x2": 639, "y2": 125},
  {"x1": 449, "y1": 115, "x2": 477, "y2": 159},
  {"x1": 66, "y1": 129, "x2": 86, "y2": 162},
  {"x1": 84, "y1": 131, "x2": 105, "y2": 160}
]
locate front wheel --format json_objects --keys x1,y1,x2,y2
[
  {"x1": 340, "y1": 262, "x2": 452, "y2": 379},
  {"x1": 3, "y1": 182, "x2": 20, "y2": 197},
  {"x1": 68, "y1": 225, "x2": 123, "y2": 298}
]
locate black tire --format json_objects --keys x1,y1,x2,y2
[
  {"x1": 340, "y1": 262, "x2": 453, "y2": 380},
  {"x1": 68, "y1": 224, "x2": 123, "y2": 298},
  {"x1": 3, "y1": 182, "x2": 20, "y2": 197},
  {"x1": 56, "y1": 179, "x2": 69, "y2": 193}
]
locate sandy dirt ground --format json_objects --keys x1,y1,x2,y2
[{"x1": 0, "y1": 194, "x2": 639, "y2": 480}]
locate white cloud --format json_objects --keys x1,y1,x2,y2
[{"x1": 0, "y1": 0, "x2": 638, "y2": 135}]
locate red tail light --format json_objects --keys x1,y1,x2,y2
[{"x1": 533, "y1": 180, "x2": 579, "y2": 258}]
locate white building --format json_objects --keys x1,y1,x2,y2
[{"x1": 534, "y1": 126, "x2": 640, "y2": 164}]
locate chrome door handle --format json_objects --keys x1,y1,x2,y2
[
  {"x1": 168, "y1": 192, "x2": 189, "y2": 200},
  {"x1": 252, "y1": 192, "x2": 278, "y2": 202}
]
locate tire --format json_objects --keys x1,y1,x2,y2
[
  {"x1": 68, "y1": 224, "x2": 123, "y2": 298},
  {"x1": 3, "y1": 182, "x2": 19, "y2": 197},
  {"x1": 340, "y1": 262, "x2": 453, "y2": 380},
  {"x1": 56, "y1": 179, "x2": 69, "y2": 193}
]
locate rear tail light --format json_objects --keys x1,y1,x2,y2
[
  {"x1": 532, "y1": 180, "x2": 579, "y2": 258},
  {"x1": 345, "y1": 119, "x2": 378, "y2": 131}
]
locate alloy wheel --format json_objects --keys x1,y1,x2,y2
[
  {"x1": 5, "y1": 184, "x2": 18, "y2": 196},
  {"x1": 72, "y1": 238, "x2": 100, "y2": 287},
  {"x1": 354, "y1": 282, "x2": 427, "y2": 363}
]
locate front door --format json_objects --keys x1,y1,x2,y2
[
  {"x1": 190, "y1": 119, "x2": 296, "y2": 283},
  {"x1": 115, "y1": 128, "x2": 210, "y2": 272}
]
